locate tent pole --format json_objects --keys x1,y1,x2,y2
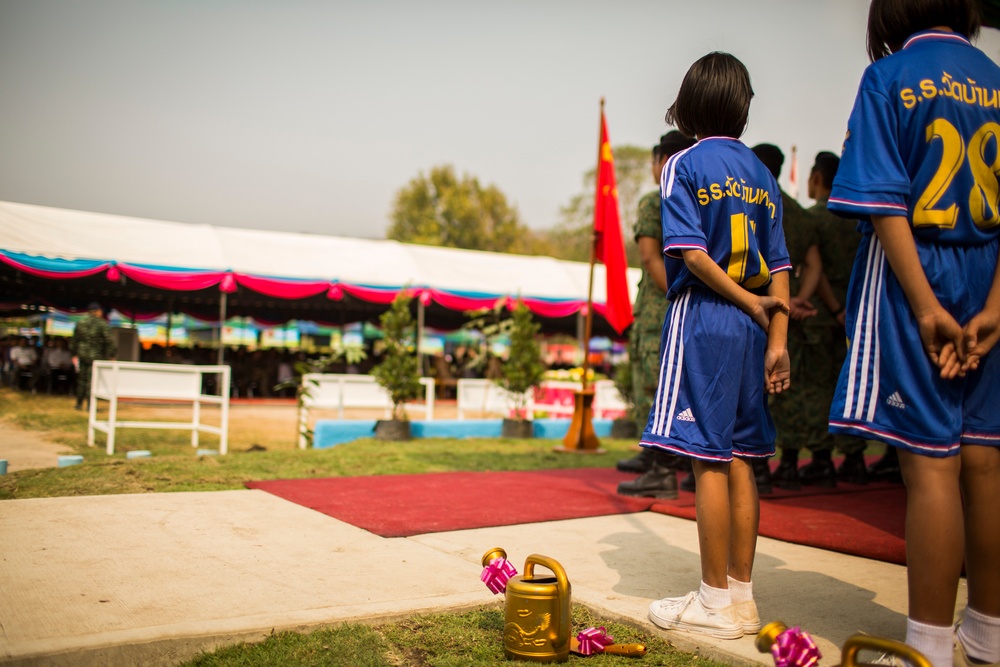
[
  {"x1": 417, "y1": 297, "x2": 425, "y2": 377},
  {"x1": 217, "y1": 293, "x2": 227, "y2": 366}
]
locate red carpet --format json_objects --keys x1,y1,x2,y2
[
  {"x1": 247, "y1": 468, "x2": 906, "y2": 564},
  {"x1": 247, "y1": 468, "x2": 655, "y2": 538},
  {"x1": 650, "y1": 481, "x2": 906, "y2": 565}
]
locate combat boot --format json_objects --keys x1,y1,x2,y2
[
  {"x1": 617, "y1": 465, "x2": 679, "y2": 500},
  {"x1": 771, "y1": 449, "x2": 801, "y2": 490},
  {"x1": 799, "y1": 450, "x2": 837, "y2": 487},
  {"x1": 680, "y1": 471, "x2": 696, "y2": 493},
  {"x1": 837, "y1": 450, "x2": 870, "y2": 485},
  {"x1": 616, "y1": 447, "x2": 657, "y2": 474},
  {"x1": 868, "y1": 447, "x2": 902, "y2": 483},
  {"x1": 751, "y1": 458, "x2": 773, "y2": 495}
]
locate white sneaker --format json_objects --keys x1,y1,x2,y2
[
  {"x1": 955, "y1": 636, "x2": 1000, "y2": 667},
  {"x1": 648, "y1": 591, "x2": 744, "y2": 640},
  {"x1": 730, "y1": 599, "x2": 761, "y2": 634}
]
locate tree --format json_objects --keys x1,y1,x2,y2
[
  {"x1": 370, "y1": 292, "x2": 422, "y2": 421},
  {"x1": 542, "y1": 144, "x2": 652, "y2": 266},
  {"x1": 495, "y1": 301, "x2": 546, "y2": 421},
  {"x1": 388, "y1": 164, "x2": 547, "y2": 255}
]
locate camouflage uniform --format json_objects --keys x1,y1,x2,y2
[
  {"x1": 771, "y1": 194, "x2": 862, "y2": 454},
  {"x1": 71, "y1": 313, "x2": 117, "y2": 404},
  {"x1": 630, "y1": 190, "x2": 669, "y2": 430}
]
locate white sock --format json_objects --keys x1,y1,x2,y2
[
  {"x1": 727, "y1": 575, "x2": 754, "y2": 604},
  {"x1": 958, "y1": 607, "x2": 1000, "y2": 663},
  {"x1": 906, "y1": 618, "x2": 954, "y2": 667},
  {"x1": 698, "y1": 580, "x2": 732, "y2": 610}
]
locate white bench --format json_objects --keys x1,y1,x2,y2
[
  {"x1": 88, "y1": 361, "x2": 231, "y2": 455},
  {"x1": 455, "y1": 378, "x2": 532, "y2": 420},
  {"x1": 297, "y1": 373, "x2": 436, "y2": 448}
]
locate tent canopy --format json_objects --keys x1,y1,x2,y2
[{"x1": 0, "y1": 201, "x2": 641, "y2": 336}]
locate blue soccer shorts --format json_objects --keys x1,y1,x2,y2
[
  {"x1": 640, "y1": 288, "x2": 776, "y2": 462},
  {"x1": 829, "y1": 234, "x2": 1000, "y2": 457}
]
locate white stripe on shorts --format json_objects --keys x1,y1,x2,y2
[
  {"x1": 652, "y1": 289, "x2": 690, "y2": 437},
  {"x1": 843, "y1": 236, "x2": 885, "y2": 421}
]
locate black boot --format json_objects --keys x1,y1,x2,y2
[
  {"x1": 868, "y1": 447, "x2": 902, "y2": 483},
  {"x1": 616, "y1": 448, "x2": 657, "y2": 474},
  {"x1": 680, "y1": 469, "x2": 696, "y2": 493},
  {"x1": 837, "y1": 450, "x2": 870, "y2": 485},
  {"x1": 772, "y1": 449, "x2": 801, "y2": 490},
  {"x1": 74, "y1": 398, "x2": 83, "y2": 411},
  {"x1": 617, "y1": 465, "x2": 679, "y2": 500},
  {"x1": 752, "y1": 459, "x2": 773, "y2": 495},
  {"x1": 799, "y1": 450, "x2": 837, "y2": 487}
]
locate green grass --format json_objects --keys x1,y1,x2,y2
[
  {"x1": 0, "y1": 388, "x2": 638, "y2": 499},
  {"x1": 181, "y1": 604, "x2": 723, "y2": 667}
]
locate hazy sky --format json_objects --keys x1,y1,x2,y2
[{"x1": 3, "y1": 1, "x2": 999, "y2": 240}]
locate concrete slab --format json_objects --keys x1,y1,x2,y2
[
  {"x1": 0, "y1": 490, "x2": 486, "y2": 666},
  {"x1": 0, "y1": 490, "x2": 968, "y2": 667},
  {"x1": 412, "y1": 512, "x2": 966, "y2": 667}
]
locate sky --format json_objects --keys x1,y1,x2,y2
[{"x1": 2, "y1": 1, "x2": 1000, "y2": 240}]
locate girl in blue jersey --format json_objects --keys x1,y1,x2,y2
[
  {"x1": 827, "y1": 1, "x2": 1000, "y2": 665},
  {"x1": 640, "y1": 52, "x2": 791, "y2": 640}
]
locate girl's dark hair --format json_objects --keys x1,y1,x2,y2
[
  {"x1": 665, "y1": 52, "x2": 753, "y2": 140},
  {"x1": 867, "y1": 0, "x2": 981, "y2": 61}
]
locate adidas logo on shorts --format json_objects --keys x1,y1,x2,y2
[
  {"x1": 886, "y1": 391, "x2": 906, "y2": 409},
  {"x1": 676, "y1": 408, "x2": 696, "y2": 422}
]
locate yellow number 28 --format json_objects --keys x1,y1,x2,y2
[{"x1": 913, "y1": 118, "x2": 1000, "y2": 229}]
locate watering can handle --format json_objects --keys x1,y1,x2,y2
[
  {"x1": 524, "y1": 554, "x2": 569, "y2": 597},
  {"x1": 842, "y1": 634, "x2": 933, "y2": 667}
]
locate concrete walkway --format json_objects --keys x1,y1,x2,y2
[{"x1": 0, "y1": 488, "x2": 967, "y2": 667}]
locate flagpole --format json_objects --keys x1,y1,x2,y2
[
  {"x1": 580, "y1": 97, "x2": 603, "y2": 394},
  {"x1": 556, "y1": 98, "x2": 604, "y2": 454}
]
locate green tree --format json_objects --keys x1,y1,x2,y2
[
  {"x1": 370, "y1": 292, "x2": 422, "y2": 421},
  {"x1": 388, "y1": 164, "x2": 547, "y2": 254},
  {"x1": 542, "y1": 144, "x2": 652, "y2": 266},
  {"x1": 495, "y1": 301, "x2": 545, "y2": 420}
]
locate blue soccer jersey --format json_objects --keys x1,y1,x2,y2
[
  {"x1": 829, "y1": 30, "x2": 1000, "y2": 245},
  {"x1": 660, "y1": 138, "x2": 791, "y2": 300},
  {"x1": 639, "y1": 137, "x2": 791, "y2": 461},
  {"x1": 827, "y1": 30, "x2": 1000, "y2": 456}
]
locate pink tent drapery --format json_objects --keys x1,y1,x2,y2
[{"x1": 0, "y1": 251, "x2": 595, "y2": 323}]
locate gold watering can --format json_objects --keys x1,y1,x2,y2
[
  {"x1": 482, "y1": 548, "x2": 571, "y2": 663},
  {"x1": 756, "y1": 621, "x2": 933, "y2": 667}
]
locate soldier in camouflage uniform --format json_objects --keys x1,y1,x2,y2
[
  {"x1": 71, "y1": 302, "x2": 117, "y2": 409},
  {"x1": 616, "y1": 131, "x2": 695, "y2": 500},
  {"x1": 765, "y1": 151, "x2": 865, "y2": 488}
]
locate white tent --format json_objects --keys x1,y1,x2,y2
[{"x1": 0, "y1": 200, "x2": 641, "y2": 336}]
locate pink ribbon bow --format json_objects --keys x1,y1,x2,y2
[
  {"x1": 772, "y1": 626, "x2": 822, "y2": 667},
  {"x1": 481, "y1": 557, "x2": 517, "y2": 595},
  {"x1": 576, "y1": 626, "x2": 614, "y2": 655}
]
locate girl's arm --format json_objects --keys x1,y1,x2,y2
[
  {"x1": 961, "y1": 247, "x2": 1000, "y2": 371},
  {"x1": 680, "y1": 248, "x2": 788, "y2": 331},
  {"x1": 765, "y1": 270, "x2": 790, "y2": 394},
  {"x1": 871, "y1": 214, "x2": 964, "y2": 378}
]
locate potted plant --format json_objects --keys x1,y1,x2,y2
[
  {"x1": 495, "y1": 300, "x2": 545, "y2": 438},
  {"x1": 370, "y1": 291, "x2": 423, "y2": 440},
  {"x1": 610, "y1": 360, "x2": 638, "y2": 438}
]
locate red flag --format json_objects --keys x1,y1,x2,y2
[{"x1": 593, "y1": 109, "x2": 633, "y2": 334}]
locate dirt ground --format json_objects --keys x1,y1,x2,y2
[
  {"x1": 0, "y1": 400, "x2": 466, "y2": 471},
  {"x1": 0, "y1": 427, "x2": 73, "y2": 473}
]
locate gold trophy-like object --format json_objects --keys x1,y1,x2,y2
[{"x1": 756, "y1": 621, "x2": 934, "y2": 667}]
